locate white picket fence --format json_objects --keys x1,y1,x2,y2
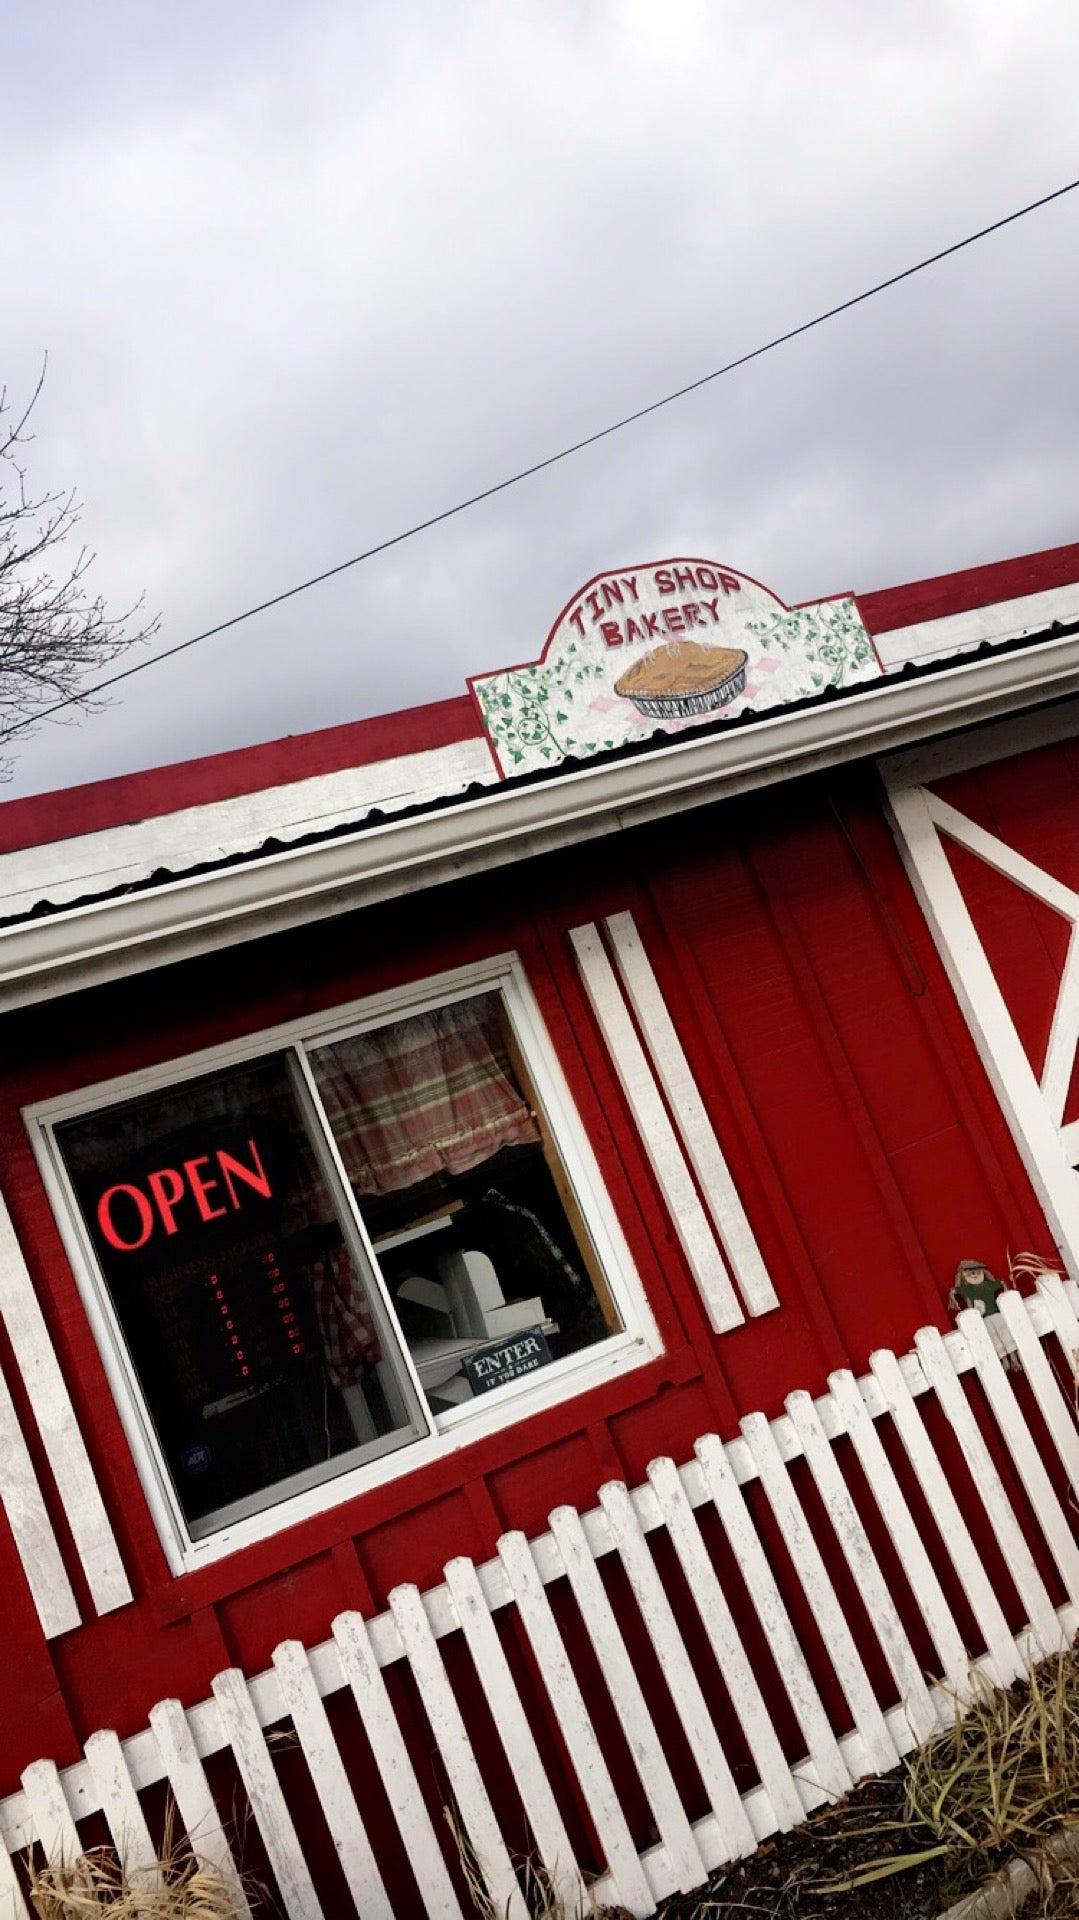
[{"x1": 2, "y1": 1278, "x2": 1078, "y2": 1919}]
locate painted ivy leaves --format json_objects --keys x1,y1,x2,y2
[{"x1": 476, "y1": 597, "x2": 878, "y2": 773}]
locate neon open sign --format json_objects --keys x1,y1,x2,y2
[{"x1": 94, "y1": 1138, "x2": 274, "y2": 1251}]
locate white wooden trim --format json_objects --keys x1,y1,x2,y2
[
  {"x1": 874, "y1": 584, "x2": 1079, "y2": 673},
  {"x1": 1042, "y1": 929, "x2": 1079, "y2": 1125},
  {"x1": 885, "y1": 782, "x2": 1079, "y2": 1278},
  {"x1": 603, "y1": 911, "x2": 778, "y2": 1317},
  {"x1": 923, "y1": 792, "x2": 1079, "y2": 919},
  {"x1": 0, "y1": 1191, "x2": 130, "y2": 1619},
  {"x1": 569, "y1": 923, "x2": 744, "y2": 1333},
  {"x1": 880, "y1": 695, "x2": 1079, "y2": 790},
  {"x1": 0, "y1": 1359, "x2": 79, "y2": 1640}
]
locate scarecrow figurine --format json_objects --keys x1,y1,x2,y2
[
  {"x1": 948, "y1": 1258, "x2": 1005, "y2": 1318},
  {"x1": 948, "y1": 1259, "x2": 1021, "y2": 1369}
]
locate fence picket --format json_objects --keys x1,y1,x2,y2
[
  {"x1": 598, "y1": 1481, "x2": 756, "y2": 1861},
  {"x1": 0, "y1": 1839, "x2": 28, "y2": 1920},
  {"x1": 388, "y1": 1584, "x2": 524, "y2": 1920},
  {"x1": 1010, "y1": 1287, "x2": 1079, "y2": 1498},
  {"x1": 957, "y1": 1309, "x2": 1079, "y2": 1617},
  {"x1": 148, "y1": 1698, "x2": 251, "y2": 1916},
  {"x1": 83, "y1": 1730, "x2": 158, "y2": 1882},
  {"x1": 869, "y1": 1347, "x2": 1023, "y2": 1687},
  {"x1": 20, "y1": 1762, "x2": 79, "y2": 1867},
  {"x1": 549, "y1": 1504, "x2": 705, "y2": 1895},
  {"x1": 784, "y1": 1391, "x2": 938, "y2": 1748},
  {"x1": 211, "y1": 1669, "x2": 323, "y2": 1920},
  {"x1": 332, "y1": 1609, "x2": 465, "y2": 1920},
  {"x1": 2, "y1": 1305, "x2": 1076, "y2": 1920},
  {"x1": 693, "y1": 1433, "x2": 850, "y2": 1803},
  {"x1": 272, "y1": 1640, "x2": 393, "y2": 1920},
  {"x1": 827, "y1": 1368, "x2": 968, "y2": 1707},
  {"x1": 913, "y1": 1329, "x2": 1064, "y2": 1657},
  {"x1": 1033, "y1": 1274, "x2": 1079, "y2": 1389},
  {"x1": 646, "y1": 1455, "x2": 805, "y2": 1831},
  {"x1": 496, "y1": 1529, "x2": 654, "y2": 1919},
  {"x1": 739, "y1": 1414, "x2": 897, "y2": 1777},
  {"x1": 443, "y1": 1557, "x2": 582, "y2": 1914}
]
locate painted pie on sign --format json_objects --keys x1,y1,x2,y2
[{"x1": 614, "y1": 640, "x2": 748, "y2": 720}]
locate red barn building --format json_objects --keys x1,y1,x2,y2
[{"x1": 0, "y1": 543, "x2": 1078, "y2": 1916}]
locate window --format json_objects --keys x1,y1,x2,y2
[{"x1": 37, "y1": 962, "x2": 654, "y2": 1566}]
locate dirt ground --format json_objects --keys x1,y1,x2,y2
[{"x1": 651, "y1": 1768, "x2": 989, "y2": 1919}]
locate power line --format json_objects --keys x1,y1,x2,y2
[{"x1": 4, "y1": 172, "x2": 1078, "y2": 746}]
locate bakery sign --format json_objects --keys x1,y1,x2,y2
[{"x1": 469, "y1": 558, "x2": 882, "y2": 775}]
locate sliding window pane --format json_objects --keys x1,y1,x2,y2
[
  {"x1": 56, "y1": 1053, "x2": 426, "y2": 1538},
  {"x1": 309, "y1": 991, "x2": 619, "y2": 1417}
]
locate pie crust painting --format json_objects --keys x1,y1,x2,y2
[{"x1": 614, "y1": 640, "x2": 749, "y2": 720}]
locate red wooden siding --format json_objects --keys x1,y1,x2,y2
[{"x1": 0, "y1": 765, "x2": 1059, "y2": 1791}]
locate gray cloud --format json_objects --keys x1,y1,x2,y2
[{"x1": 3, "y1": 0, "x2": 1078, "y2": 796}]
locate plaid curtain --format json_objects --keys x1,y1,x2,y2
[{"x1": 312, "y1": 996, "x2": 539, "y2": 1197}]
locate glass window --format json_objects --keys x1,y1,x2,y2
[
  {"x1": 50, "y1": 978, "x2": 629, "y2": 1547},
  {"x1": 308, "y1": 991, "x2": 620, "y2": 1416},
  {"x1": 56, "y1": 1054, "x2": 428, "y2": 1539}
]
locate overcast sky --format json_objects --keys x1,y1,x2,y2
[{"x1": 3, "y1": 1, "x2": 1078, "y2": 799}]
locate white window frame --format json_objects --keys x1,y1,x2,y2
[{"x1": 28, "y1": 953, "x2": 661, "y2": 1576}]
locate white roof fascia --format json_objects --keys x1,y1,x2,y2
[
  {"x1": 872, "y1": 580, "x2": 1079, "y2": 669},
  {"x1": 5, "y1": 578, "x2": 1078, "y2": 925},
  {"x1": 3, "y1": 625, "x2": 1079, "y2": 1013},
  {"x1": 0, "y1": 736, "x2": 497, "y2": 921}
]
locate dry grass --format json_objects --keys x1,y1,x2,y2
[
  {"x1": 907, "y1": 1654, "x2": 1079, "y2": 1873},
  {"x1": 447, "y1": 1808, "x2": 628, "y2": 1919},
  {"x1": 27, "y1": 1814, "x2": 253, "y2": 1920}
]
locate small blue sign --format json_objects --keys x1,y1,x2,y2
[{"x1": 180, "y1": 1442, "x2": 212, "y2": 1475}]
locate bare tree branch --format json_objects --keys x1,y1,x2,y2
[{"x1": 0, "y1": 363, "x2": 160, "y2": 775}]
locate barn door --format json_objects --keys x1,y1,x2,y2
[{"x1": 885, "y1": 735, "x2": 1079, "y2": 1279}]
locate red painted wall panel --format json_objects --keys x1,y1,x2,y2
[{"x1": 0, "y1": 763, "x2": 1063, "y2": 1803}]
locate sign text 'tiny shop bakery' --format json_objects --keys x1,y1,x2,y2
[{"x1": 469, "y1": 558, "x2": 881, "y2": 775}]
